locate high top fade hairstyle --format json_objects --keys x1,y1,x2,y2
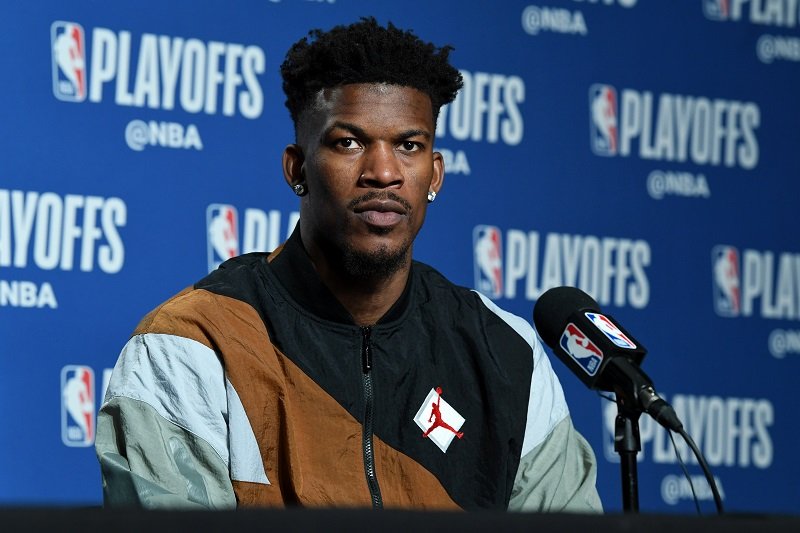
[{"x1": 280, "y1": 17, "x2": 463, "y2": 135}]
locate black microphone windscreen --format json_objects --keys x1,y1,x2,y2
[{"x1": 533, "y1": 286, "x2": 600, "y2": 348}]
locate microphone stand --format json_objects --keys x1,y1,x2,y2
[
  {"x1": 605, "y1": 357, "x2": 653, "y2": 514},
  {"x1": 614, "y1": 401, "x2": 642, "y2": 513}
]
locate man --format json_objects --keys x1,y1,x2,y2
[{"x1": 96, "y1": 18, "x2": 602, "y2": 512}]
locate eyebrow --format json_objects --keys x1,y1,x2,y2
[
  {"x1": 323, "y1": 121, "x2": 432, "y2": 142},
  {"x1": 397, "y1": 128, "x2": 432, "y2": 141}
]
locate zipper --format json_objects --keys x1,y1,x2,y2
[{"x1": 360, "y1": 325, "x2": 383, "y2": 509}]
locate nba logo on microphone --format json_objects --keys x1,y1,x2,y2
[
  {"x1": 207, "y1": 204, "x2": 239, "y2": 272},
  {"x1": 589, "y1": 84, "x2": 618, "y2": 156},
  {"x1": 585, "y1": 312, "x2": 637, "y2": 349},
  {"x1": 560, "y1": 323, "x2": 603, "y2": 376},
  {"x1": 51, "y1": 21, "x2": 87, "y2": 102},
  {"x1": 61, "y1": 365, "x2": 95, "y2": 447},
  {"x1": 712, "y1": 245, "x2": 741, "y2": 317},
  {"x1": 702, "y1": 0, "x2": 729, "y2": 21},
  {"x1": 473, "y1": 225, "x2": 503, "y2": 299}
]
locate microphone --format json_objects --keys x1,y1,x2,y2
[{"x1": 533, "y1": 286, "x2": 682, "y2": 431}]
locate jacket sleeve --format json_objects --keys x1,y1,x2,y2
[
  {"x1": 508, "y1": 337, "x2": 603, "y2": 512},
  {"x1": 508, "y1": 416, "x2": 602, "y2": 512},
  {"x1": 95, "y1": 333, "x2": 237, "y2": 509}
]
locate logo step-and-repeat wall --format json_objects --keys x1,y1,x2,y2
[{"x1": 2, "y1": 0, "x2": 797, "y2": 513}]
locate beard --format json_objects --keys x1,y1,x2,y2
[{"x1": 338, "y1": 234, "x2": 411, "y2": 280}]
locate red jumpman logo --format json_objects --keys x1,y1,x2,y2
[{"x1": 422, "y1": 387, "x2": 464, "y2": 439}]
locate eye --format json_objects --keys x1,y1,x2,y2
[
  {"x1": 399, "y1": 141, "x2": 422, "y2": 152},
  {"x1": 334, "y1": 138, "x2": 361, "y2": 150}
]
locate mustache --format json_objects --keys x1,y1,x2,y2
[{"x1": 347, "y1": 190, "x2": 413, "y2": 213}]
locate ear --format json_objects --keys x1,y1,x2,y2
[
  {"x1": 282, "y1": 144, "x2": 305, "y2": 188},
  {"x1": 430, "y1": 151, "x2": 445, "y2": 194}
]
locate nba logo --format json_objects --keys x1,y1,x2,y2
[
  {"x1": 589, "y1": 84, "x2": 618, "y2": 156},
  {"x1": 473, "y1": 225, "x2": 503, "y2": 299},
  {"x1": 702, "y1": 0, "x2": 729, "y2": 21},
  {"x1": 51, "y1": 21, "x2": 87, "y2": 102},
  {"x1": 712, "y1": 245, "x2": 741, "y2": 317},
  {"x1": 207, "y1": 204, "x2": 239, "y2": 271},
  {"x1": 585, "y1": 312, "x2": 637, "y2": 349},
  {"x1": 559, "y1": 323, "x2": 603, "y2": 376},
  {"x1": 61, "y1": 365, "x2": 95, "y2": 447}
]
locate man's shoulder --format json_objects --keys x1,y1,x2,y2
[
  {"x1": 132, "y1": 285, "x2": 225, "y2": 338},
  {"x1": 134, "y1": 252, "x2": 272, "y2": 338},
  {"x1": 411, "y1": 260, "x2": 475, "y2": 299},
  {"x1": 195, "y1": 252, "x2": 273, "y2": 310},
  {"x1": 411, "y1": 260, "x2": 536, "y2": 342},
  {"x1": 196, "y1": 252, "x2": 271, "y2": 292}
]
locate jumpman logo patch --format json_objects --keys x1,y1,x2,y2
[{"x1": 413, "y1": 386, "x2": 465, "y2": 453}]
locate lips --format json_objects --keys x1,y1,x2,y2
[{"x1": 353, "y1": 199, "x2": 408, "y2": 228}]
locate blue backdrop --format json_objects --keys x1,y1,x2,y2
[{"x1": 1, "y1": 0, "x2": 798, "y2": 513}]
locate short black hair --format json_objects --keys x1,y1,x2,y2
[{"x1": 280, "y1": 17, "x2": 463, "y2": 127}]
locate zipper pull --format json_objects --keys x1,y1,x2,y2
[{"x1": 361, "y1": 326, "x2": 372, "y2": 374}]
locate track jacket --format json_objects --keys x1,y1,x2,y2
[{"x1": 96, "y1": 229, "x2": 601, "y2": 511}]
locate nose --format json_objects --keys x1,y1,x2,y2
[{"x1": 358, "y1": 142, "x2": 404, "y2": 188}]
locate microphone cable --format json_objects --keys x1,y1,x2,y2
[{"x1": 599, "y1": 392, "x2": 724, "y2": 515}]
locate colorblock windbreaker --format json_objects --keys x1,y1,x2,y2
[{"x1": 96, "y1": 230, "x2": 602, "y2": 511}]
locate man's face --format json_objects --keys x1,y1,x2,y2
[{"x1": 286, "y1": 83, "x2": 443, "y2": 278}]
